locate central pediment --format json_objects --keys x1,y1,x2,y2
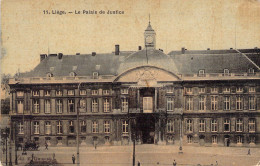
[{"x1": 114, "y1": 66, "x2": 181, "y2": 85}]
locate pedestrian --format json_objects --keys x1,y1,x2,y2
[
  {"x1": 94, "y1": 143, "x2": 97, "y2": 150},
  {"x1": 72, "y1": 154, "x2": 75, "y2": 164},
  {"x1": 215, "y1": 161, "x2": 218, "y2": 166},
  {"x1": 173, "y1": 159, "x2": 177, "y2": 166},
  {"x1": 45, "y1": 142, "x2": 48, "y2": 150},
  {"x1": 137, "y1": 161, "x2": 141, "y2": 166},
  {"x1": 247, "y1": 148, "x2": 251, "y2": 155},
  {"x1": 53, "y1": 153, "x2": 55, "y2": 160}
]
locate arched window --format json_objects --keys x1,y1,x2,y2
[{"x1": 69, "y1": 72, "x2": 76, "y2": 77}]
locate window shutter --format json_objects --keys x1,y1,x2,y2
[{"x1": 128, "y1": 89, "x2": 137, "y2": 109}]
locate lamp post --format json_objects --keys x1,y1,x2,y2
[
  {"x1": 13, "y1": 122, "x2": 18, "y2": 165},
  {"x1": 76, "y1": 82, "x2": 83, "y2": 166}
]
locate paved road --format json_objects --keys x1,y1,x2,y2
[{"x1": 2, "y1": 145, "x2": 260, "y2": 166}]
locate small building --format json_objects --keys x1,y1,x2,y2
[{"x1": 9, "y1": 22, "x2": 260, "y2": 147}]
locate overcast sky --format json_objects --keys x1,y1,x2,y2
[{"x1": 1, "y1": 0, "x2": 260, "y2": 75}]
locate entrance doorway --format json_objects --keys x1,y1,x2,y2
[{"x1": 136, "y1": 115, "x2": 156, "y2": 144}]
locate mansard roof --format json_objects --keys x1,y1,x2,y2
[{"x1": 20, "y1": 48, "x2": 259, "y2": 78}]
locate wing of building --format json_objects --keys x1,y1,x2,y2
[{"x1": 9, "y1": 22, "x2": 260, "y2": 147}]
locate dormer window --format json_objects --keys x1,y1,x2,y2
[
  {"x1": 223, "y1": 69, "x2": 230, "y2": 76},
  {"x1": 121, "y1": 88, "x2": 129, "y2": 94},
  {"x1": 198, "y1": 69, "x2": 205, "y2": 77},
  {"x1": 93, "y1": 72, "x2": 99, "y2": 79},
  {"x1": 95, "y1": 65, "x2": 100, "y2": 71},
  {"x1": 46, "y1": 73, "x2": 53, "y2": 77},
  {"x1": 249, "y1": 87, "x2": 255, "y2": 93},
  {"x1": 248, "y1": 68, "x2": 255, "y2": 75},
  {"x1": 211, "y1": 87, "x2": 218, "y2": 93},
  {"x1": 199, "y1": 87, "x2": 205, "y2": 94},
  {"x1": 33, "y1": 90, "x2": 39, "y2": 96},
  {"x1": 186, "y1": 87, "x2": 192, "y2": 94},
  {"x1": 103, "y1": 90, "x2": 109, "y2": 95},
  {"x1": 69, "y1": 72, "x2": 76, "y2": 77},
  {"x1": 223, "y1": 87, "x2": 230, "y2": 93},
  {"x1": 56, "y1": 90, "x2": 62, "y2": 96}
]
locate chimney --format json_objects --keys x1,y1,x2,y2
[
  {"x1": 58, "y1": 53, "x2": 63, "y2": 59},
  {"x1": 40, "y1": 54, "x2": 47, "y2": 61},
  {"x1": 138, "y1": 46, "x2": 142, "y2": 50},
  {"x1": 207, "y1": 48, "x2": 210, "y2": 50},
  {"x1": 181, "y1": 47, "x2": 185, "y2": 54},
  {"x1": 92, "y1": 52, "x2": 96, "y2": 56},
  {"x1": 115, "y1": 45, "x2": 120, "y2": 55}
]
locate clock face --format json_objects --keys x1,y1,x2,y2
[{"x1": 146, "y1": 36, "x2": 153, "y2": 44}]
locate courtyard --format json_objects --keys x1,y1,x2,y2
[{"x1": 3, "y1": 144, "x2": 259, "y2": 166}]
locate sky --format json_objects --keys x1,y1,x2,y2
[{"x1": 1, "y1": 0, "x2": 260, "y2": 75}]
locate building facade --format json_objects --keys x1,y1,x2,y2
[{"x1": 9, "y1": 22, "x2": 260, "y2": 147}]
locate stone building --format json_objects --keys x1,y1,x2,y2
[{"x1": 9, "y1": 22, "x2": 260, "y2": 147}]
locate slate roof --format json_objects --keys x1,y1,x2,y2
[{"x1": 20, "y1": 48, "x2": 260, "y2": 78}]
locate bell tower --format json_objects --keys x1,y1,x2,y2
[{"x1": 144, "y1": 15, "x2": 156, "y2": 50}]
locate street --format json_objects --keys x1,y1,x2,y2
[{"x1": 2, "y1": 144, "x2": 260, "y2": 166}]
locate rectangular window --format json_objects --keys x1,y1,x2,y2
[
  {"x1": 57, "y1": 121, "x2": 62, "y2": 134},
  {"x1": 186, "y1": 87, "x2": 192, "y2": 94},
  {"x1": 224, "y1": 96, "x2": 230, "y2": 110},
  {"x1": 57, "y1": 99, "x2": 63, "y2": 113},
  {"x1": 33, "y1": 90, "x2": 39, "y2": 96},
  {"x1": 92, "y1": 121, "x2": 98, "y2": 133},
  {"x1": 167, "y1": 120, "x2": 174, "y2": 133},
  {"x1": 223, "y1": 69, "x2": 230, "y2": 76},
  {"x1": 236, "y1": 87, "x2": 243, "y2": 93},
  {"x1": 92, "y1": 99, "x2": 98, "y2": 112},
  {"x1": 69, "y1": 121, "x2": 74, "y2": 133},
  {"x1": 103, "y1": 90, "x2": 109, "y2": 95},
  {"x1": 104, "y1": 121, "x2": 110, "y2": 133},
  {"x1": 186, "y1": 97, "x2": 193, "y2": 111},
  {"x1": 18, "y1": 122, "x2": 24, "y2": 134},
  {"x1": 212, "y1": 136, "x2": 217, "y2": 144},
  {"x1": 81, "y1": 121, "x2": 86, "y2": 133},
  {"x1": 68, "y1": 90, "x2": 74, "y2": 96},
  {"x1": 199, "y1": 87, "x2": 205, "y2": 94},
  {"x1": 121, "y1": 88, "x2": 129, "y2": 94},
  {"x1": 187, "y1": 135, "x2": 192, "y2": 144},
  {"x1": 211, "y1": 96, "x2": 218, "y2": 111},
  {"x1": 236, "y1": 96, "x2": 242, "y2": 110},
  {"x1": 249, "y1": 96, "x2": 255, "y2": 110},
  {"x1": 236, "y1": 119, "x2": 243, "y2": 132},
  {"x1": 80, "y1": 90, "x2": 86, "y2": 95},
  {"x1": 167, "y1": 97, "x2": 174, "y2": 112},
  {"x1": 122, "y1": 120, "x2": 128, "y2": 134},
  {"x1": 121, "y1": 98, "x2": 128, "y2": 112},
  {"x1": 34, "y1": 121, "x2": 39, "y2": 134},
  {"x1": 237, "y1": 136, "x2": 243, "y2": 144},
  {"x1": 199, "y1": 119, "x2": 205, "y2": 132},
  {"x1": 17, "y1": 91, "x2": 24, "y2": 97},
  {"x1": 198, "y1": 69, "x2": 205, "y2": 77},
  {"x1": 249, "y1": 87, "x2": 255, "y2": 93},
  {"x1": 104, "y1": 98, "x2": 110, "y2": 112},
  {"x1": 45, "y1": 90, "x2": 50, "y2": 96},
  {"x1": 33, "y1": 99, "x2": 40, "y2": 113},
  {"x1": 211, "y1": 119, "x2": 217, "y2": 132},
  {"x1": 17, "y1": 100, "x2": 24, "y2": 114},
  {"x1": 143, "y1": 97, "x2": 153, "y2": 113},
  {"x1": 249, "y1": 119, "x2": 255, "y2": 133},
  {"x1": 45, "y1": 99, "x2": 51, "y2": 113},
  {"x1": 93, "y1": 72, "x2": 99, "y2": 79},
  {"x1": 166, "y1": 87, "x2": 174, "y2": 93},
  {"x1": 224, "y1": 119, "x2": 230, "y2": 132},
  {"x1": 68, "y1": 99, "x2": 75, "y2": 112},
  {"x1": 223, "y1": 87, "x2": 230, "y2": 93},
  {"x1": 56, "y1": 90, "x2": 62, "y2": 96},
  {"x1": 186, "y1": 119, "x2": 193, "y2": 133},
  {"x1": 199, "y1": 96, "x2": 206, "y2": 111},
  {"x1": 45, "y1": 121, "x2": 51, "y2": 135},
  {"x1": 211, "y1": 87, "x2": 218, "y2": 93},
  {"x1": 92, "y1": 90, "x2": 98, "y2": 95},
  {"x1": 79, "y1": 99, "x2": 86, "y2": 108}
]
